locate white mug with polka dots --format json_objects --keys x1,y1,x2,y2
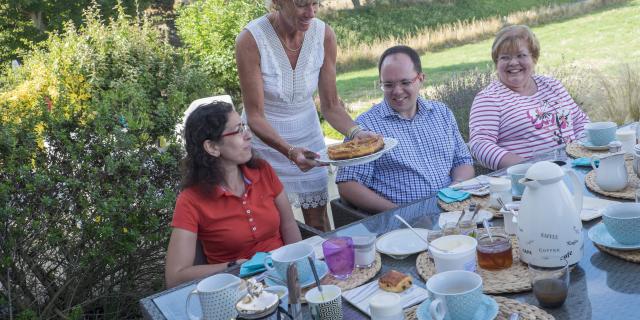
[{"x1": 186, "y1": 273, "x2": 246, "y2": 320}]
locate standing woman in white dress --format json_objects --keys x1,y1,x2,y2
[{"x1": 236, "y1": 0, "x2": 370, "y2": 231}]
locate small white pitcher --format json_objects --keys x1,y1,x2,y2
[
  {"x1": 591, "y1": 152, "x2": 628, "y2": 192},
  {"x1": 186, "y1": 273, "x2": 245, "y2": 320}
]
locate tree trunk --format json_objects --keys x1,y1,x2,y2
[
  {"x1": 351, "y1": 0, "x2": 361, "y2": 8},
  {"x1": 28, "y1": 11, "x2": 45, "y2": 32}
]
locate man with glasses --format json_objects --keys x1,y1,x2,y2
[{"x1": 335, "y1": 45, "x2": 474, "y2": 213}]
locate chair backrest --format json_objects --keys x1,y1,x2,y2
[
  {"x1": 330, "y1": 198, "x2": 370, "y2": 228},
  {"x1": 177, "y1": 95, "x2": 234, "y2": 145}
]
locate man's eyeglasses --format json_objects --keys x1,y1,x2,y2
[
  {"x1": 379, "y1": 74, "x2": 421, "y2": 92},
  {"x1": 221, "y1": 122, "x2": 249, "y2": 137}
]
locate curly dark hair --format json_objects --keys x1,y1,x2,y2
[{"x1": 180, "y1": 101, "x2": 258, "y2": 191}]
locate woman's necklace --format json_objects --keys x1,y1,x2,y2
[{"x1": 272, "y1": 14, "x2": 304, "y2": 52}]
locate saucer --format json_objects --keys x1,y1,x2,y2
[
  {"x1": 579, "y1": 139, "x2": 610, "y2": 151},
  {"x1": 416, "y1": 294, "x2": 499, "y2": 320},
  {"x1": 588, "y1": 223, "x2": 640, "y2": 251},
  {"x1": 264, "y1": 260, "x2": 329, "y2": 288}
]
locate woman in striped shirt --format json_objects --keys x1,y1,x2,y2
[{"x1": 469, "y1": 25, "x2": 589, "y2": 170}]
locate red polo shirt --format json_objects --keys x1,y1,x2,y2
[{"x1": 171, "y1": 160, "x2": 285, "y2": 264}]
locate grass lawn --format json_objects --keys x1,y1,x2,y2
[
  {"x1": 336, "y1": 0, "x2": 640, "y2": 105},
  {"x1": 321, "y1": 0, "x2": 575, "y2": 48}
]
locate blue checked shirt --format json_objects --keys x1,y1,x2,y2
[{"x1": 336, "y1": 97, "x2": 473, "y2": 204}]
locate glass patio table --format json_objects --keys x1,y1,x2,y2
[{"x1": 140, "y1": 158, "x2": 640, "y2": 320}]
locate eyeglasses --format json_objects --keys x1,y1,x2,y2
[
  {"x1": 497, "y1": 52, "x2": 531, "y2": 63},
  {"x1": 221, "y1": 122, "x2": 249, "y2": 137},
  {"x1": 379, "y1": 74, "x2": 421, "y2": 92}
]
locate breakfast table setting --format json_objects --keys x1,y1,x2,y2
[{"x1": 139, "y1": 122, "x2": 640, "y2": 320}]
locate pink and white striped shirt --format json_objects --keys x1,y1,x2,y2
[{"x1": 469, "y1": 75, "x2": 589, "y2": 170}]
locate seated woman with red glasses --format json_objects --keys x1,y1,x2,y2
[{"x1": 165, "y1": 101, "x2": 301, "y2": 288}]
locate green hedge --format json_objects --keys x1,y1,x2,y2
[{"x1": 0, "y1": 5, "x2": 211, "y2": 318}]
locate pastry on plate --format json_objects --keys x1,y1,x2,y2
[
  {"x1": 378, "y1": 269, "x2": 412, "y2": 293},
  {"x1": 327, "y1": 136, "x2": 384, "y2": 160}
]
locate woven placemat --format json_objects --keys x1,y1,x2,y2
[
  {"x1": 321, "y1": 252, "x2": 382, "y2": 290},
  {"x1": 585, "y1": 159, "x2": 639, "y2": 200},
  {"x1": 565, "y1": 141, "x2": 609, "y2": 159},
  {"x1": 438, "y1": 195, "x2": 503, "y2": 218},
  {"x1": 416, "y1": 230, "x2": 531, "y2": 294},
  {"x1": 404, "y1": 296, "x2": 554, "y2": 320},
  {"x1": 594, "y1": 243, "x2": 640, "y2": 263}
]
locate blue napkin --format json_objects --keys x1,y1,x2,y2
[
  {"x1": 572, "y1": 157, "x2": 598, "y2": 167},
  {"x1": 437, "y1": 188, "x2": 470, "y2": 203},
  {"x1": 239, "y1": 252, "x2": 270, "y2": 278}
]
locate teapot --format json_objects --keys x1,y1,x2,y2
[
  {"x1": 516, "y1": 161, "x2": 583, "y2": 267},
  {"x1": 591, "y1": 151, "x2": 628, "y2": 192}
]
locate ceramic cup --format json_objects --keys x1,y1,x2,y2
[
  {"x1": 507, "y1": 163, "x2": 533, "y2": 197},
  {"x1": 264, "y1": 285, "x2": 289, "y2": 312},
  {"x1": 305, "y1": 285, "x2": 343, "y2": 320},
  {"x1": 186, "y1": 273, "x2": 245, "y2": 320},
  {"x1": 429, "y1": 235, "x2": 477, "y2": 273},
  {"x1": 353, "y1": 235, "x2": 377, "y2": 268},
  {"x1": 585, "y1": 121, "x2": 617, "y2": 146},
  {"x1": 616, "y1": 130, "x2": 635, "y2": 154},
  {"x1": 264, "y1": 242, "x2": 315, "y2": 284},
  {"x1": 369, "y1": 292, "x2": 404, "y2": 320},
  {"x1": 424, "y1": 270, "x2": 483, "y2": 320},
  {"x1": 602, "y1": 203, "x2": 640, "y2": 244}
]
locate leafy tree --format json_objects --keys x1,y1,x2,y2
[
  {"x1": 176, "y1": 0, "x2": 265, "y2": 99},
  {"x1": 0, "y1": 0, "x2": 152, "y2": 63},
  {"x1": 0, "y1": 4, "x2": 211, "y2": 318}
]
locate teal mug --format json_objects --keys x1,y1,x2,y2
[
  {"x1": 425, "y1": 270, "x2": 483, "y2": 320},
  {"x1": 264, "y1": 242, "x2": 315, "y2": 284},
  {"x1": 585, "y1": 122, "x2": 617, "y2": 146},
  {"x1": 506, "y1": 163, "x2": 532, "y2": 196}
]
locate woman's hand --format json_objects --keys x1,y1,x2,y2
[{"x1": 289, "y1": 147, "x2": 326, "y2": 172}]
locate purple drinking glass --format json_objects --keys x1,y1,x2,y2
[{"x1": 322, "y1": 237, "x2": 355, "y2": 280}]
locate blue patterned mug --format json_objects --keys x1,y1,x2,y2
[
  {"x1": 186, "y1": 273, "x2": 245, "y2": 320},
  {"x1": 424, "y1": 270, "x2": 483, "y2": 320},
  {"x1": 305, "y1": 285, "x2": 343, "y2": 320}
]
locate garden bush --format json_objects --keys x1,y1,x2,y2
[
  {"x1": 0, "y1": 4, "x2": 211, "y2": 319},
  {"x1": 175, "y1": 0, "x2": 266, "y2": 100}
]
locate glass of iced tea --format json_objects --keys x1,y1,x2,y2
[{"x1": 476, "y1": 230, "x2": 513, "y2": 270}]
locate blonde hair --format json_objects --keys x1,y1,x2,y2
[
  {"x1": 264, "y1": 0, "x2": 278, "y2": 11},
  {"x1": 491, "y1": 25, "x2": 540, "y2": 64}
]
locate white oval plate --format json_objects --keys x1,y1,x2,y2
[
  {"x1": 376, "y1": 228, "x2": 430, "y2": 258},
  {"x1": 317, "y1": 137, "x2": 398, "y2": 167},
  {"x1": 438, "y1": 210, "x2": 493, "y2": 228}
]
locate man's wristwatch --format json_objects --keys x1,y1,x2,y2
[{"x1": 227, "y1": 260, "x2": 238, "y2": 268}]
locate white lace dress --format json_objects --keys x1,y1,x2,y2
[{"x1": 243, "y1": 15, "x2": 328, "y2": 209}]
